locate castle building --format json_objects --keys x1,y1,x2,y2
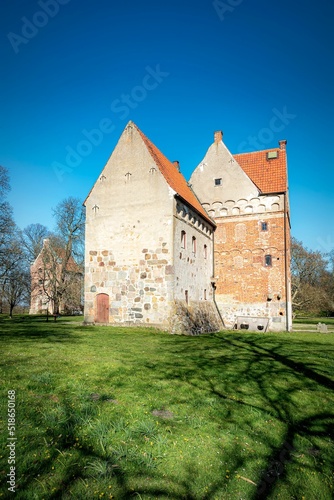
[
  {"x1": 84, "y1": 122, "x2": 292, "y2": 332},
  {"x1": 83, "y1": 122, "x2": 221, "y2": 333},
  {"x1": 190, "y1": 131, "x2": 292, "y2": 332}
]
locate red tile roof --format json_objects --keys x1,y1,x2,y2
[
  {"x1": 134, "y1": 123, "x2": 215, "y2": 226},
  {"x1": 233, "y1": 148, "x2": 287, "y2": 194}
]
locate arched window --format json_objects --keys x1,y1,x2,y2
[
  {"x1": 192, "y1": 236, "x2": 196, "y2": 255},
  {"x1": 181, "y1": 230, "x2": 186, "y2": 249}
]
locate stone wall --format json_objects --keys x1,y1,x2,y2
[
  {"x1": 84, "y1": 243, "x2": 174, "y2": 325},
  {"x1": 169, "y1": 300, "x2": 222, "y2": 335},
  {"x1": 173, "y1": 199, "x2": 215, "y2": 303},
  {"x1": 84, "y1": 123, "x2": 176, "y2": 325}
]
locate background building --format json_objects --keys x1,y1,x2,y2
[{"x1": 30, "y1": 238, "x2": 82, "y2": 315}]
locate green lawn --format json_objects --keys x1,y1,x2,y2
[
  {"x1": 0, "y1": 316, "x2": 333, "y2": 499},
  {"x1": 293, "y1": 317, "x2": 334, "y2": 326}
]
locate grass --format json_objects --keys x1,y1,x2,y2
[
  {"x1": 0, "y1": 315, "x2": 333, "y2": 499},
  {"x1": 293, "y1": 316, "x2": 334, "y2": 326}
]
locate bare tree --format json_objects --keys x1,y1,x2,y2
[
  {"x1": 31, "y1": 198, "x2": 84, "y2": 319},
  {"x1": 291, "y1": 237, "x2": 331, "y2": 314},
  {"x1": 21, "y1": 223, "x2": 50, "y2": 263},
  {"x1": 0, "y1": 166, "x2": 10, "y2": 198},
  {"x1": 0, "y1": 167, "x2": 21, "y2": 279},
  {"x1": 33, "y1": 236, "x2": 82, "y2": 319},
  {"x1": 53, "y1": 196, "x2": 85, "y2": 265},
  {"x1": 2, "y1": 265, "x2": 30, "y2": 318}
]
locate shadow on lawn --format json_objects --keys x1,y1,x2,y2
[
  {"x1": 137, "y1": 334, "x2": 334, "y2": 499},
  {"x1": 14, "y1": 395, "x2": 229, "y2": 500},
  {"x1": 0, "y1": 315, "x2": 84, "y2": 343},
  {"x1": 3, "y1": 326, "x2": 334, "y2": 498}
]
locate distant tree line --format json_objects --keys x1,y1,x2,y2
[{"x1": 0, "y1": 165, "x2": 84, "y2": 318}]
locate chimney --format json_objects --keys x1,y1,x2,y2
[
  {"x1": 173, "y1": 160, "x2": 180, "y2": 171},
  {"x1": 214, "y1": 130, "x2": 223, "y2": 144},
  {"x1": 279, "y1": 139, "x2": 287, "y2": 150}
]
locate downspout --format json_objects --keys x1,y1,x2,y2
[
  {"x1": 211, "y1": 229, "x2": 225, "y2": 330},
  {"x1": 283, "y1": 192, "x2": 290, "y2": 332}
]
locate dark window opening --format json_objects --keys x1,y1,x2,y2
[
  {"x1": 192, "y1": 236, "x2": 196, "y2": 255},
  {"x1": 265, "y1": 255, "x2": 272, "y2": 267},
  {"x1": 215, "y1": 178, "x2": 222, "y2": 186},
  {"x1": 185, "y1": 290, "x2": 189, "y2": 304},
  {"x1": 261, "y1": 222, "x2": 268, "y2": 231},
  {"x1": 181, "y1": 230, "x2": 186, "y2": 249},
  {"x1": 204, "y1": 244, "x2": 207, "y2": 259}
]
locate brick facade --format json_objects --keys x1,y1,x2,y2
[{"x1": 190, "y1": 133, "x2": 292, "y2": 331}]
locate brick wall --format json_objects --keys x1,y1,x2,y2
[{"x1": 214, "y1": 206, "x2": 291, "y2": 331}]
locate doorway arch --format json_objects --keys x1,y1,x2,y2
[{"x1": 95, "y1": 293, "x2": 109, "y2": 323}]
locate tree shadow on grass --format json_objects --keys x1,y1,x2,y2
[
  {"x1": 3, "y1": 330, "x2": 334, "y2": 498},
  {"x1": 138, "y1": 333, "x2": 334, "y2": 498},
  {"x1": 11, "y1": 394, "x2": 235, "y2": 500},
  {"x1": 0, "y1": 315, "x2": 84, "y2": 343}
]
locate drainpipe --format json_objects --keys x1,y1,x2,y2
[
  {"x1": 211, "y1": 229, "x2": 225, "y2": 330},
  {"x1": 283, "y1": 192, "x2": 291, "y2": 332}
]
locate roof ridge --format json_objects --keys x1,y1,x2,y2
[
  {"x1": 234, "y1": 147, "x2": 283, "y2": 156},
  {"x1": 132, "y1": 123, "x2": 214, "y2": 226}
]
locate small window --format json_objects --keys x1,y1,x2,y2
[
  {"x1": 261, "y1": 222, "x2": 268, "y2": 231},
  {"x1": 181, "y1": 230, "x2": 186, "y2": 249},
  {"x1": 185, "y1": 290, "x2": 189, "y2": 304},
  {"x1": 204, "y1": 244, "x2": 207, "y2": 259},
  {"x1": 192, "y1": 236, "x2": 196, "y2": 255},
  {"x1": 215, "y1": 178, "x2": 222, "y2": 186},
  {"x1": 204, "y1": 289, "x2": 207, "y2": 300},
  {"x1": 265, "y1": 255, "x2": 272, "y2": 267}
]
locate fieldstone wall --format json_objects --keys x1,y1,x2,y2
[
  {"x1": 169, "y1": 300, "x2": 222, "y2": 335},
  {"x1": 84, "y1": 242, "x2": 174, "y2": 325}
]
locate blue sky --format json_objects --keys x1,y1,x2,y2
[{"x1": 1, "y1": 0, "x2": 333, "y2": 253}]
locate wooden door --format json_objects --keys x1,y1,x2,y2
[{"x1": 96, "y1": 293, "x2": 109, "y2": 323}]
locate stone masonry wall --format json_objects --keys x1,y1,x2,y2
[
  {"x1": 84, "y1": 242, "x2": 174, "y2": 325},
  {"x1": 84, "y1": 123, "x2": 176, "y2": 326}
]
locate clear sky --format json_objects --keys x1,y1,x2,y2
[{"x1": 1, "y1": 0, "x2": 333, "y2": 253}]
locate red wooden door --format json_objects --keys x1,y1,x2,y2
[{"x1": 96, "y1": 293, "x2": 109, "y2": 323}]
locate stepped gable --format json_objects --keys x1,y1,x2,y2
[
  {"x1": 234, "y1": 143, "x2": 287, "y2": 194},
  {"x1": 133, "y1": 122, "x2": 214, "y2": 226}
]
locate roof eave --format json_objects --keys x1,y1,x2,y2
[{"x1": 175, "y1": 194, "x2": 216, "y2": 228}]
